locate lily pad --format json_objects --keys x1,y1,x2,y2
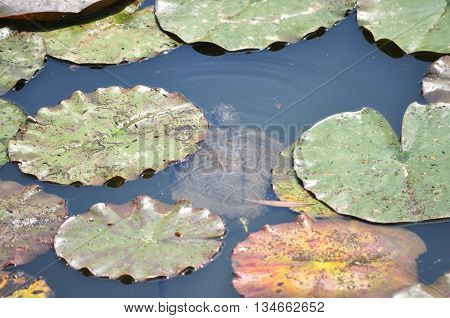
[
  {"x1": 155, "y1": 0, "x2": 355, "y2": 51},
  {"x1": 232, "y1": 217, "x2": 425, "y2": 297},
  {"x1": 42, "y1": 2, "x2": 180, "y2": 65},
  {"x1": 423, "y1": 56, "x2": 450, "y2": 103},
  {"x1": 0, "y1": 271, "x2": 53, "y2": 298},
  {"x1": 272, "y1": 141, "x2": 337, "y2": 218},
  {"x1": 0, "y1": 28, "x2": 46, "y2": 95},
  {"x1": 357, "y1": 0, "x2": 450, "y2": 54},
  {"x1": 54, "y1": 196, "x2": 225, "y2": 281},
  {"x1": 294, "y1": 102, "x2": 450, "y2": 223},
  {"x1": 8, "y1": 86, "x2": 208, "y2": 186},
  {"x1": 393, "y1": 272, "x2": 450, "y2": 298},
  {"x1": 0, "y1": 180, "x2": 68, "y2": 269},
  {"x1": 0, "y1": 99, "x2": 26, "y2": 166}
]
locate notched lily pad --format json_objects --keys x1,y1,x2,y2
[
  {"x1": 155, "y1": 0, "x2": 355, "y2": 51},
  {"x1": 0, "y1": 271, "x2": 53, "y2": 298},
  {"x1": 294, "y1": 102, "x2": 450, "y2": 223},
  {"x1": 357, "y1": 0, "x2": 450, "y2": 54},
  {"x1": 0, "y1": 99, "x2": 27, "y2": 166},
  {"x1": 9, "y1": 86, "x2": 208, "y2": 185},
  {"x1": 0, "y1": 28, "x2": 46, "y2": 95},
  {"x1": 54, "y1": 196, "x2": 225, "y2": 281},
  {"x1": 393, "y1": 272, "x2": 450, "y2": 298},
  {"x1": 42, "y1": 2, "x2": 180, "y2": 65},
  {"x1": 0, "y1": 180, "x2": 68, "y2": 269},
  {"x1": 423, "y1": 56, "x2": 450, "y2": 103},
  {"x1": 232, "y1": 218, "x2": 425, "y2": 297}
]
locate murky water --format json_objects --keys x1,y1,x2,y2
[{"x1": 1, "y1": 0, "x2": 449, "y2": 297}]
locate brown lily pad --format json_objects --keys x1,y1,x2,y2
[
  {"x1": 0, "y1": 271, "x2": 53, "y2": 298},
  {"x1": 423, "y1": 56, "x2": 450, "y2": 103}
]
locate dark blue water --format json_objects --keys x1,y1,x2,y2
[{"x1": 1, "y1": 0, "x2": 449, "y2": 297}]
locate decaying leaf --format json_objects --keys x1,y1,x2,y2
[
  {"x1": 155, "y1": 0, "x2": 355, "y2": 51},
  {"x1": 0, "y1": 99, "x2": 26, "y2": 166},
  {"x1": 0, "y1": 28, "x2": 46, "y2": 95},
  {"x1": 232, "y1": 218, "x2": 426, "y2": 297},
  {"x1": 0, "y1": 180, "x2": 68, "y2": 269},
  {"x1": 54, "y1": 196, "x2": 225, "y2": 281},
  {"x1": 357, "y1": 0, "x2": 450, "y2": 54},
  {"x1": 0, "y1": 271, "x2": 53, "y2": 298},
  {"x1": 423, "y1": 56, "x2": 450, "y2": 103},
  {"x1": 8, "y1": 86, "x2": 208, "y2": 186},
  {"x1": 42, "y1": 2, "x2": 180, "y2": 65},
  {"x1": 393, "y1": 272, "x2": 450, "y2": 298},
  {"x1": 294, "y1": 102, "x2": 450, "y2": 223}
]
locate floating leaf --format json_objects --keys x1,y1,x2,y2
[
  {"x1": 0, "y1": 28, "x2": 46, "y2": 95},
  {"x1": 357, "y1": 0, "x2": 450, "y2": 54},
  {"x1": 393, "y1": 272, "x2": 450, "y2": 298},
  {"x1": 0, "y1": 180, "x2": 68, "y2": 269},
  {"x1": 423, "y1": 56, "x2": 450, "y2": 103},
  {"x1": 9, "y1": 86, "x2": 208, "y2": 185},
  {"x1": 0, "y1": 100, "x2": 26, "y2": 166},
  {"x1": 0, "y1": 271, "x2": 53, "y2": 298},
  {"x1": 42, "y1": 2, "x2": 180, "y2": 65},
  {"x1": 294, "y1": 102, "x2": 450, "y2": 223},
  {"x1": 155, "y1": 0, "x2": 355, "y2": 51},
  {"x1": 54, "y1": 196, "x2": 225, "y2": 281},
  {"x1": 232, "y1": 218, "x2": 425, "y2": 297}
]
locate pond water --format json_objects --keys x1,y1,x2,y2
[{"x1": 1, "y1": 0, "x2": 449, "y2": 297}]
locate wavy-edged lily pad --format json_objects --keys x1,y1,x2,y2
[
  {"x1": 0, "y1": 271, "x2": 53, "y2": 298},
  {"x1": 232, "y1": 217, "x2": 425, "y2": 297},
  {"x1": 357, "y1": 0, "x2": 450, "y2": 54},
  {"x1": 0, "y1": 180, "x2": 68, "y2": 269},
  {"x1": 393, "y1": 272, "x2": 450, "y2": 298},
  {"x1": 294, "y1": 102, "x2": 450, "y2": 223},
  {"x1": 155, "y1": 0, "x2": 355, "y2": 51},
  {"x1": 9, "y1": 86, "x2": 208, "y2": 186},
  {"x1": 0, "y1": 100, "x2": 26, "y2": 166},
  {"x1": 42, "y1": 2, "x2": 180, "y2": 65},
  {"x1": 54, "y1": 196, "x2": 225, "y2": 281},
  {"x1": 0, "y1": 28, "x2": 46, "y2": 95},
  {"x1": 423, "y1": 56, "x2": 450, "y2": 103}
]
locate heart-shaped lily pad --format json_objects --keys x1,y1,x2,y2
[
  {"x1": 357, "y1": 0, "x2": 450, "y2": 54},
  {"x1": 232, "y1": 217, "x2": 425, "y2": 297},
  {"x1": 9, "y1": 86, "x2": 208, "y2": 186},
  {"x1": 0, "y1": 180, "x2": 68, "y2": 269},
  {"x1": 0, "y1": 271, "x2": 53, "y2": 298},
  {"x1": 155, "y1": 0, "x2": 355, "y2": 51},
  {"x1": 294, "y1": 102, "x2": 450, "y2": 223},
  {"x1": 54, "y1": 196, "x2": 225, "y2": 281},
  {"x1": 393, "y1": 272, "x2": 450, "y2": 298},
  {"x1": 423, "y1": 56, "x2": 450, "y2": 103},
  {"x1": 0, "y1": 99, "x2": 26, "y2": 166},
  {"x1": 0, "y1": 28, "x2": 46, "y2": 95},
  {"x1": 42, "y1": 2, "x2": 180, "y2": 65}
]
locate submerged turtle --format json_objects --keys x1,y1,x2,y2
[{"x1": 171, "y1": 104, "x2": 283, "y2": 221}]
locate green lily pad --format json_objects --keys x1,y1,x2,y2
[
  {"x1": 8, "y1": 86, "x2": 208, "y2": 186},
  {"x1": 393, "y1": 272, "x2": 450, "y2": 298},
  {"x1": 42, "y1": 2, "x2": 180, "y2": 65},
  {"x1": 0, "y1": 28, "x2": 46, "y2": 95},
  {"x1": 155, "y1": 0, "x2": 355, "y2": 51},
  {"x1": 0, "y1": 271, "x2": 53, "y2": 298},
  {"x1": 0, "y1": 99, "x2": 27, "y2": 167},
  {"x1": 54, "y1": 196, "x2": 225, "y2": 281},
  {"x1": 294, "y1": 102, "x2": 450, "y2": 223},
  {"x1": 357, "y1": 0, "x2": 450, "y2": 54},
  {"x1": 423, "y1": 56, "x2": 450, "y2": 103},
  {"x1": 0, "y1": 180, "x2": 68, "y2": 269},
  {"x1": 232, "y1": 217, "x2": 425, "y2": 297}
]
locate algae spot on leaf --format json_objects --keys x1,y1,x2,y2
[
  {"x1": 0, "y1": 271, "x2": 53, "y2": 298},
  {"x1": 0, "y1": 99, "x2": 27, "y2": 167},
  {"x1": 54, "y1": 196, "x2": 225, "y2": 281},
  {"x1": 423, "y1": 56, "x2": 450, "y2": 103}
]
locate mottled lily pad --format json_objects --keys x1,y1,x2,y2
[
  {"x1": 42, "y1": 2, "x2": 180, "y2": 65},
  {"x1": 357, "y1": 0, "x2": 450, "y2": 54},
  {"x1": 0, "y1": 100, "x2": 26, "y2": 166},
  {"x1": 155, "y1": 0, "x2": 355, "y2": 51},
  {"x1": 393, "y1": 272, "x2": 450, "y2": 298},
  {"x1": 54, "y1": 196, "x2": 225, "y2": 281},
  {"x1": 9, "y1": 86, "x2": 208, "y2": 185},
  {"x1": 0, "y1": 180, "x2": 68, "y2": 269},
  {"x1": 0, "y1": 28, "x2": 46, "y2": 95},
  {"x1": 0, "y1": 271, "x2": 53, "y2": 298},
  {"x1": 423, "y1": 56, "x2": 450, "y2": 103},
  {"x1": 294, "y1": 102, "x2": 450, "y2": 223},
  {"x1": 232, "y1": 218, "x2": 425, "y2": 297}
]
